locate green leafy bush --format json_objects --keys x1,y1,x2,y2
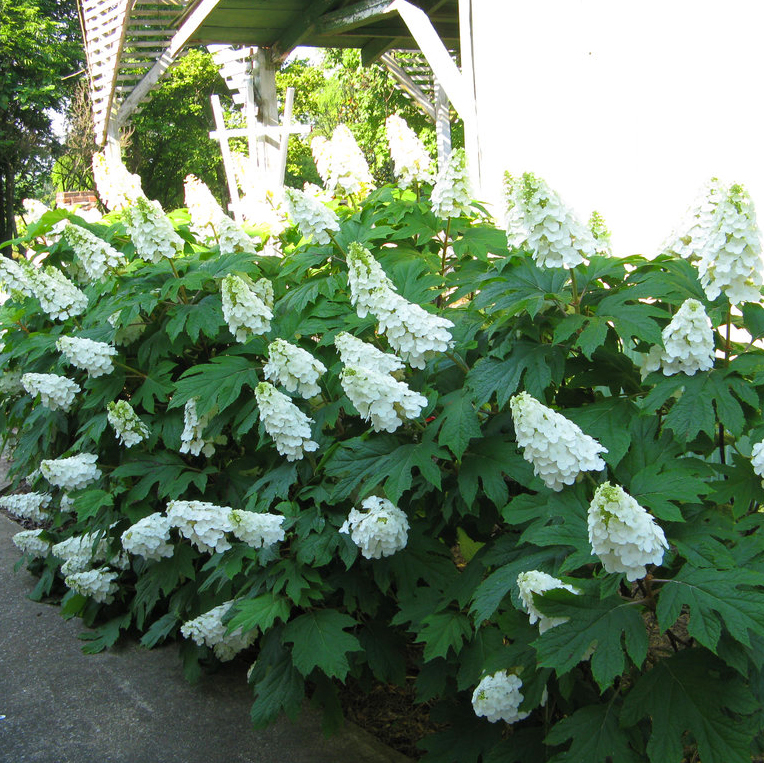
[{"x1": 2, "y1": 146, "x2": 764, "y2": 763}]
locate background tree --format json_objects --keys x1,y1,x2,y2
[{"x1": 51, "y1": 79, "x2": 97, "y2": 194}]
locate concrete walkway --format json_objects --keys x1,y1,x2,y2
[{"x1": 0, "y1": 514, "x2": 410, "y2": 763}]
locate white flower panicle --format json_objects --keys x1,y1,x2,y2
[
  {"x1": 284, "y1": 184, "x2": 340, "y2": 245},
  {"x1": 263, "y1": 339, "x2": 326, "y2": 398},
  {"x1": 180, "y1": 601, "x2": 257, "y2": 661},
  {"x1": 311, "y1": 125, "x2": 374, "y2": 199},
  {"x1": 22, "y1": 198, "x2": 49, "y2": 224},
  {"x1": 40, "y1": 453, "x2": 101, "y2": 491},
  {"x1": 0, "y1": 492, "x2": 52, "y2": 522},
  {"x1": 0, "y1": 256, "x2": 34, "y2": 297},
  {"x1": 346, "y1": 242, "x2": 396, "y2": 318},
  {"x1": 65, "y1": 568, "x2": 119, "y2": 604},
  {"x1": 229, "y1": 509, "x2": 285, "y2": 548},
  {"x1": 107, "y1": 400, "x2": 150, "y2": 447},
  {"x1": 510, "y1": 392, "x2": 607, "y2": 491},
  {"x1": 340, "y1": 365, "x2": 427, "y2": 433},
  {"x1": 588, "y1": 210, "x2": 613, "y2": 256},
  {"x1": 431, "y1": 148, "x2": 473, "y2": 219},
  {"x1": 108, "y1": 310, "x2": 146, "y2": 345},
  {"x1": 166, "y1": 500, "x2": 234, "y2": 554},
  {"x1": 334, "y1": 332, "x2": 405, "y2": 376},
  {"x1": 517, "y1": 570, "x2": 580, "y2": 634},
  {"x1": 13, "y1": 529, "x2": 51, "y2": 557},
  {"x1": 183, "y1": 174, "x2": 222, "y2": 241},
  {"x1": 28, "y1": 266, "x2": 88, "y2": 320},
  {"x1": 221, "y1": 274, "x2": 273, "y2": 342},
  {"x1": 339, "y1": 496, "x2": 409, "y2": 559},
  {"x1": 588, "y1": 482, "x2": 668, "y2": 581},
  {"x1": 124, "y1": 196, "x2": 184, "y2": 263},
  {"x1": 386, "y1": 115, "x2": 434, "y2": 189},
  {"x1": 504, "y1": 172, "x2": 597, "y2": 269},
  {"x1": 21, "y1": 373, "x2": 80, "y2": 412},
  {"x1": 0, "y1": 370, "x2": 24, "y2": 397},
  {"x1": 56, "y1": 336, "x2": 117, "y2": 378},
  {"x1": 92, "y1": 151, "x2": 143, "y2": 211},
  {"x1": 751, "y1": 439, "x2": 764, "y2": 487},
  {"x1": 254, "y1": 382, "x2": 318, "y2": 462},
  {"x1": 217, "y1": 215, "x2": 257, "y2": 255},
  {"x1": 121, "y1": 513, "x2": 174, "y2": 561},
  {"x1": 697, "y1": 182, "x2": 764, "y2": 304},
  {"x1": 53, "y1": 531, "x2": 111, "y2": 574},
  {"x1": 472, "y1": 671, "x2": 529, "y2": 724},
  {"x1": 647, "y1": 298, "x2": 715, "y2": 377},
  {"x1": 63, "y1": 223, "x2": 125, "y2": 281},
  {"x1": 180, "y1": 398, "x2": 217, "y2": 457}
]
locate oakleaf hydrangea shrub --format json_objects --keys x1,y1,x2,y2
[{"x1": 3, "y1": 130, "x2": 764, "y2": 763}]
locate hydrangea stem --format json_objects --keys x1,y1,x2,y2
[{"x1": 569, "y1": 267, "x2": 579, "y2": 310}]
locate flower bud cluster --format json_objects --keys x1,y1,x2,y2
[
  {"x1": 517, "y1": 570, "x2": 580, "y2": 634},
  {"x1": 63, "y1": 223, "x2": 125, "y2": 281},
  {"x1": 121, "y1": 512, "x2": 174, "y2": 561},
  {"x1": 65, "y1": 568, "x2": 119, "y2": 604},
  {"x1": 13, "y1": 529, "x2": 51, "y2": 557},
  {"x1": 229, "y1": 509, "x2": 285, "y2": 548},
  {"x1": 386, "y1": 115, "x2": 434, "y2": 189},
  {"x1": 339, "y1": 496, "x2": 409, "y2": 559},
  {"x1": 284, "y1": 184, "x2": 340, "y2": 245},
  {"x1": 334, "y1": 332, "x2": 404, "y2": 376},
  {"x1": 53, "y1": 531, "x2": 111, "y2": 574},
  {"x1": 254, "y1": 382, "x2": 318, "y2": 461},
  {"x1": 92, "y1": 151, "x2": 143, "y2": 211},
  {"x1": 107, "y1": 400, "x2": 150, "y2": 447},
  {"x1": 504, "y1": 172, "x2": 597, "y2": 269},
  {"x1": 108, "y1": 311, "x2": 146, "y2": 345},
  {"x1": 340, "y1": 365, "x2": 427, "y2": 433},
  {"x1": 28, "y1": 266, "x2": 88, "y2": 321},
  {"x1": 0, "y1": 256, "x2": 34, "y2": 297},
  {"x1": 0, "y1": 492, "x2": 52, "y2": 522},
  {"x1": 431, "y1": 148, "x2": 472, "y2": 219},
  {"x1": 311, "y1": 125, "x2": 374, "y2": 199},
  {"x1": 124, "y1": 196, "x2": 184, "y2": 263},
  {"x1": 56, "y1": 336, "x2": 117, "y2": 378},
  {"x1": 661, "y1": 177, "x2": 725, "y2": 260},
  {"x1": 40, "y1": 453, "x2": 101, "y2": 491},
  {"x1": 472, "y1": 671, "x2": 529, "y2": 724},
  {"x1": 510, "y1": 392, "x2": 607, "y2": 491},
  {"x1": 22, "y1": 373, "x2": 80, "y2": 412},
  {"x1": 751, "y1": 439, "x2": 764, "y2": 487},
  {"x1": 263, "y1": 339, "x2": 326, "y2": 398},
  {"x1": 588, "y1": 482, "x2": 668, "y2": 581},
  {"x1": 180, "y1": 398, "x2": 217, "y2": 457},
  {"x1": 166, "y1": 499, "x2": 234, "y2": 554},
  {"x1": 221, "y1": 274, "x2": 273, "y2": 342},
  {"x1": 588, "y1": 210, "x2": 613, "y2": 256},
  {"x1": 180, "y1": 601, "x2": 257, "y2": 661}
]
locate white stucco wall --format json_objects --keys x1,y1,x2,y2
[{"x1": 471, "y1": 1, "x2": 764, "y2": 255}]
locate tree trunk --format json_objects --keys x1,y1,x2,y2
[{"x1": 0, "y1": 160, "x2": 16, "y2": 257}]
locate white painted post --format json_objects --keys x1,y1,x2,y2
[
  {"x1": 254, "y1": 48, "x2": 279, "y2": 172},
  {"x1": 434, "y1": 79, "x2": 451, "y2": 169},
  {"x1": 277, "y1": 87, "x2": 295, "y2": 187},
  {"x1": 209, "y1": 94, "x2": 243, "y2": 221}
]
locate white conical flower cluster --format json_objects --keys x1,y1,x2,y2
[
  {"x1": 124, "y1": 196, "x2": 184, "y2": 263},
  {"x1": 750, "y1": 439, "x2": 764, "y2": 487},
  {"x1": 346, "y1": 243, "x2": 453, "y2": 368},
  {"x1": 180, "y1": 398, "x2": 217, "y2": 457},
  {"x1": 517, "y1": 570, "x2": 581, "y2": 634},
  {"x1": 63, "y1": 223, "x2": 125, "y2": 281},
  {"x1": 229, "y1": 509, "x2": 285, "y2": 548},
  {"x1": 340, "y1": 365, "x2": 427, "y2": 433},
  {"x1": 28, "y1": 266, "x2": 88, "y2": 320},
  {"x1": 263, "y1": 339, "x2": 326, "y2": 399},
  {"x1": 588, "y1": 482, "x2": 668, "y2": 581},
  {"x1": 504, "y1": 172, "x2": 597, "y2": 269},
  {"x1": 56, "y1": 336, "x2": 117, "y2": 377},
  {"x1": 40, "y1": 453, "x2": 101, "y2": 491},
  {"x1": 21, "y1": 373, "x2": 80, "y2": 412},
  {"x1": 107, "y1": 400, "x2": 150, "y2": 447},
  {"x1": 221, "y1": 274, "x2": 273, "y2": 342},
  {"x1": 92, "y1": 151, "x2": 143, "y2": 211},
  {"x1": 254, "y1": 382, "x2": 318, "y2": 461},
  {"x1": 311, "y1": 125, "x2": 374, "y2": 199},
  {"x1": 180, "y1": 601, "x2": 257, "y2": 661},
  {"x1": 334, "y1": 332, "x2": 404, "y2": 376},
  {"x1": 0, "y1": 256, "x2": 34, "y2": 296},
  {"x1": 22, "y1": 198, "x2": 49, "y2": 224},
  {"x1": 697, "y1": 182, "x2": 764, "y2": 304},
  {"x1": 339, "y1": 496, "x2": 409, "y2": 559},
  {"x1": 52, "y1": 531, "x2": 112, "y2": 574},
  {"x1": 642, "y1": 299, "x2": 715, "y2": 377},
  {"x1": 108, "y1": 310, "x2": 146, "y2": 345},
  {"x1": 166, "y1": 499, "x2": 234, "y2": 554},
  {"x1": 121, "y1": 512, "x2": 174, "y2": 561},
  {"x1": 431, "y1": 148, "x2": 473, "y2": 219},
  {"x1": 510, "y1": 392, "x2": 607, "y2": 491},
  {"x1": 472, "y1": 671, "x2": 529, "y2": 724},
  {"x1": 65, "y1": 568, "x2": 119, "y2": 604},
  {"x1": 386, "y1": 115, "x2": 434, "y2": 189},
  {"x1": 0, "y1": 492, "x2": 52, "y2": 522},
  {"x1": 13, "y1": 529, "x2": 51, "y2": 557},
  {"x1": 284, "y1": 184, "x2": 340, "y2": 245}
]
